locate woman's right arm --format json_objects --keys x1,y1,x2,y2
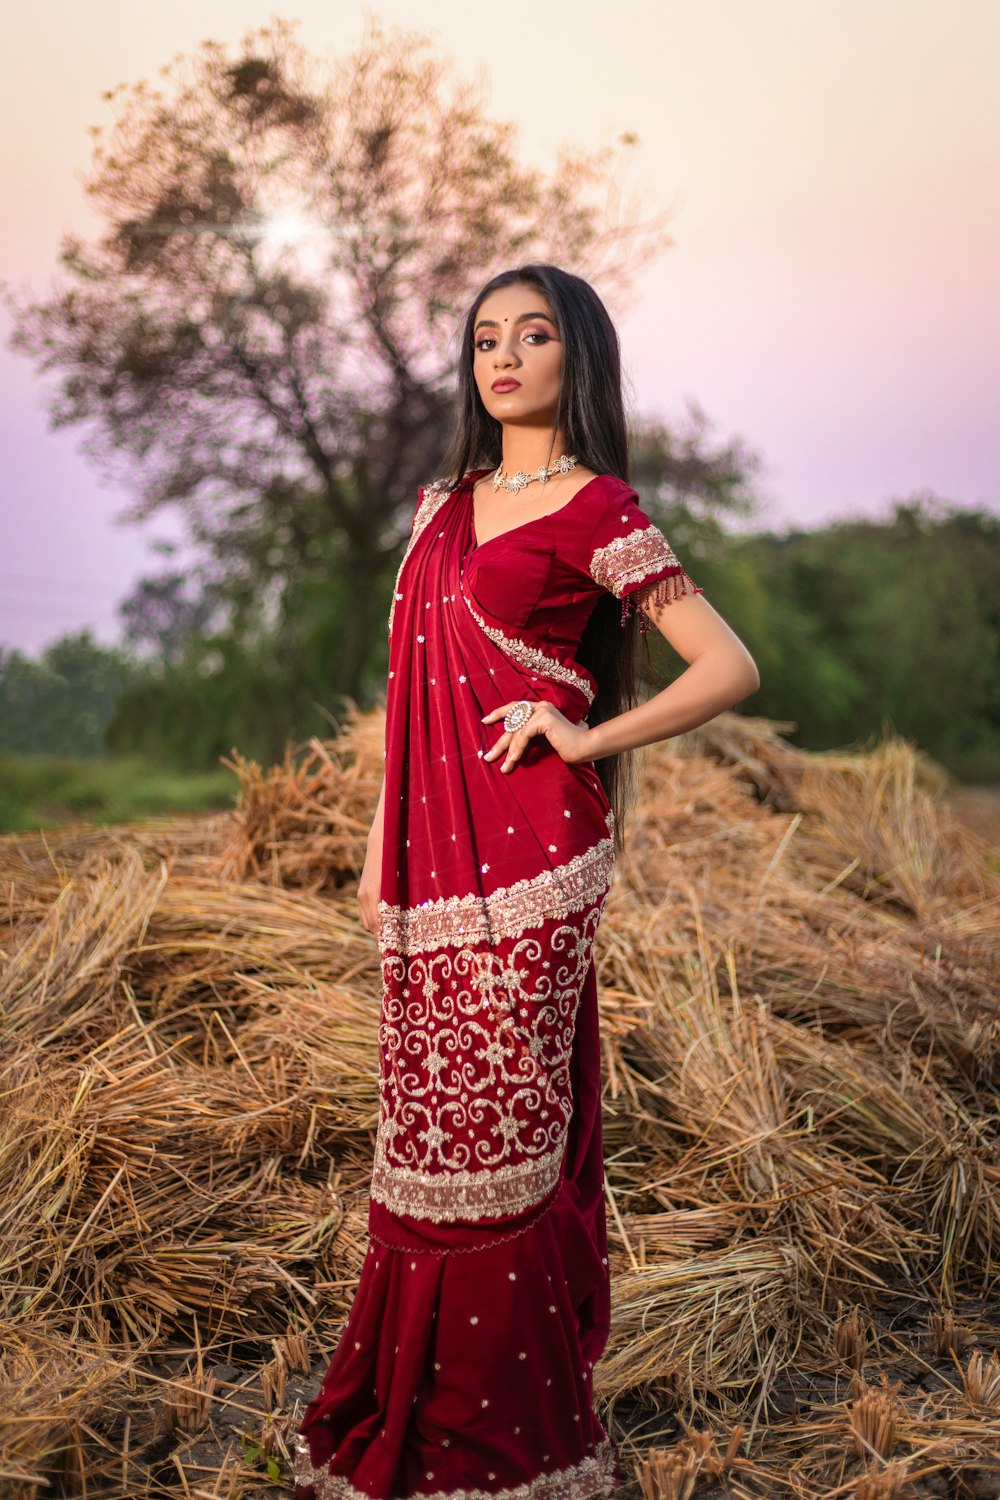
[{"x1": 357, "y1": 772, "x2": 386, "y2": 936}]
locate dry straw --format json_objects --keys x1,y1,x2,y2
[{"x1": 1, "y1": 707, "x2": 998, "y2": 1497}]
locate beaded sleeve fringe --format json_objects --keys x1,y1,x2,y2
[{"x1": 620, "y1": 570, "x2": 703, "y2": 633}]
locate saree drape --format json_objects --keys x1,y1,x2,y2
[{"x1": 295, "y1": 471, "x2": 702, "y2": 1500}]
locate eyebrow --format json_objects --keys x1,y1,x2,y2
[{"x1": 474, "y1": 310, "x2": 557, "y2": 332}]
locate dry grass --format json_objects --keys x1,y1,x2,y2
[{"x1": 1, "y1": 708, "x2": 998, "y2": 1498}]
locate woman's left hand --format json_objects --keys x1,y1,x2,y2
[{"x1": 482, "y1": 701, "x2": 592, "y2": 772}]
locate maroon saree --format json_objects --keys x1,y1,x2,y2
[{"x1": 294, "y1": 471, "x2": 702, "y2": 1500}]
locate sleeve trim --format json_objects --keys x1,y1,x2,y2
[
  {"x1": 620, "y1": 571, "x2": 704, "y2": 633},
  {"x1": 589, "y1": 523, "x2": 682, "y2": 597}
]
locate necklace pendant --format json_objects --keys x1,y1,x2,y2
[{"x1": 491, "y1": 454, "x2": 578, "y2": 496}]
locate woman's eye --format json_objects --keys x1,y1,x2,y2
[
  {"x1": 523, "y1": 332, "x2": 550, "y2": 344},
  {"x1": 475, "y1": 337, "x2": 497, "y2": 352}
]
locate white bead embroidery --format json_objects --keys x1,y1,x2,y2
[{"x1": 589, "y1": 522, "x2": 683, "y2": 598}]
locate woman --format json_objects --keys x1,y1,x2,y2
[{"x1": 294, "y1": 264, "x2": 760, "y2": 1500}]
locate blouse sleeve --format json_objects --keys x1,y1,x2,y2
[{"x1": 587, "y1": 488, "x2": 703, "y2": 634}]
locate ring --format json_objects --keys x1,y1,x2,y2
[{"x1": 503, "y1": 700, "x2": 535, "y2": 734}]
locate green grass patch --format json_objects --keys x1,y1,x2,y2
[{"x1": 0, "y1": 753, "x2": 236, "y2": 833}]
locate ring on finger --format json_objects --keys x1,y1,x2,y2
[{"x1": 503, "y1": 699, "x2": 535, "y2": 734}]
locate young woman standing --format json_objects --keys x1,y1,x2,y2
[{"x1": 295, "y1": 263, "x2": 760, "y2": 1500}]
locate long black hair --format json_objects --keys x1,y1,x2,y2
[{"x1": 440, "y1": 263, "x2": 652, "y2": 855}]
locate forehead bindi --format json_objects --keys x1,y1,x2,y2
[{"x1": 475, "y1": 298, "x2": 558, "y2": 333}]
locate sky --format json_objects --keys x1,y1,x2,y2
[{"x1": 1, "y1": 0, "x2": 998, "y2": 653}]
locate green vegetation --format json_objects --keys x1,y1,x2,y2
[
  {"x1": 0, "y1": 753, "x2": 235, "y2": 833},
  {"x1": 0, "y1": 632, "x2": 141, "y2": 758}
]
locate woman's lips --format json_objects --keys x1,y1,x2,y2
[{"x1": 491, "y1": 378, "x2": 522, "y2": 392}]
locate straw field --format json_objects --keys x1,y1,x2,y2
[{"x1": 2, "y1": 707, "x2": 999, "y2": 1500}]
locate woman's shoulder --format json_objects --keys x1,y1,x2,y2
[{"x1": 574, "y1": 469, "x2": 639, "y2": 515}]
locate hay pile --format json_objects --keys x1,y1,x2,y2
[{"x1": 1, "y1": 704, "x2": 999, "y2": 1499}]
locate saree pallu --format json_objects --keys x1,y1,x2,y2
[{"x1": 295, "y1": 470, "x2": 702, "y2": 1500}]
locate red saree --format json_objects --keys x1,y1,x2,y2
[{"x1": 294, "y1": 471, "x2": 702, "y2": 1500}]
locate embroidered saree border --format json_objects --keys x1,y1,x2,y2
[
  {"x1": 589, "y1": 523, "x2": 683, "y2": 598},
  {"x1": 388, "y1": 481, "x2": 456, "y2": 641},
  {"x1": 377, "y1": 816, "x2": 614, "y2": 956},
  {"x1": 370, "y1": 1135, "x2": 566, "y2": 1222},
  {"x1": 293, "y1": 1434, "x2": 619, "y2": 1500}
]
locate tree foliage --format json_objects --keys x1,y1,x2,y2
[
  {"x1": 8, "y1": 17, "x2": 669, "y2": 704},
  {"x1": 0, "y1": 632, "x2": 141, "y2": 757}
]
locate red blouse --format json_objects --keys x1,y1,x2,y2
[{"x1": 450, "y1": 470, "x2": 701, "y2": 651}]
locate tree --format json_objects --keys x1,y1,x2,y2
[
  {"x1": 0, "y1": 632, "x2": 141, "y2": 757},
  {"x1": 7, "y1": 17, "x2": 669, "y2": 704},
  {"x1": 119, "y1": 568, "x2": 224, "y2": 665}
]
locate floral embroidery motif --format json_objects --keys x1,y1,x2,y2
[
  {"x1": 370, "y1": 819, "x2": 614, "y2": 1223},
  {"x1": 294, "y1": 1433, "x2": 619, "y2": 1500},
  {"x1": 459, "y1": 580, "x2": 596, "y2": 707},
  {"x1": 388, "y1": 480, "x2": 456, "y2": 640},
  {"x1": 371, "y1": 895, "x2": 608, "y2": 1222}
]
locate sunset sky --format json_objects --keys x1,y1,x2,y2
[{"x1": 2, "y1": 0, "x2": 997, "y2": 652}]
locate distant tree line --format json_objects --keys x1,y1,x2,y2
[{"x1": 2, "y1": 485, "x2": 998, "y2": 782}]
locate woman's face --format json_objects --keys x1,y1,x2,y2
[{"x1": 471, "y1": 282, "x2": 563, "y2": 428}]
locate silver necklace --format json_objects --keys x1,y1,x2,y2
[{"x1": 491, "y1": 453, "x2": 578, "y2": 496}]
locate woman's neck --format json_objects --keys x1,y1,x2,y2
[{"x1": 498, "y1": 427, "x2": 571, "y2": 476}]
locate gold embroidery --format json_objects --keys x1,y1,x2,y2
[
  {"x1": 377, "y1": 823, "x2": 615, "y2": 955},
  {"x1": 371, "y1": 900, "x2": 608, "y2": 1221},
  {"x1": 294, "y1": 1434, "x2": 619, "y2": 1500},
  {"x1": 371, "y1": 1136, "x2": 566, "y2": 1220},
  {"x1": 388, "y1": 481, "x2": 456, "y2": 640},
  {"x1": 589, "y1": 523, "x2": 683, "y2": 599}
]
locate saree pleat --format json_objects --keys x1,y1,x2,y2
[{"x1": 295, "y1": 472, "x2": 626, "y2": 1500}]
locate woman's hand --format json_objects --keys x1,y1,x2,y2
[
  {"x1": 481, "y1": 700, "x2": 592, "y2": 773},
  {"x1": 357, "y1": 838, "x2": 381, "y2": 935},
  {"x1": 358, "y1": 774, "x2": 386, "y2": 937}
]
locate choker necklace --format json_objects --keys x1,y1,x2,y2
[{"x1": 492, "y1": 453, "x2": 578, "y2": 495}]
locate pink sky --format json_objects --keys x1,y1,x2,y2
[{"x1": 2, "y1": 0, "x2": 998, "y2": 652}]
